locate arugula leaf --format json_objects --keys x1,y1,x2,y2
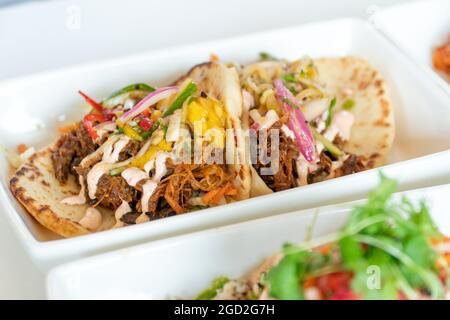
[{"x1": 325, "y1": 97, "x2": 337, "y2": 128}]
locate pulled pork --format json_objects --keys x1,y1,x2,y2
[
  {"x1": 140, "y1": 160, "x2": 232, "y2": 218},
  {"x1": 52, "y1": 123, "x2": 97, "y2": 183},
  {"x1": 253, "y1": 121, "x2": 299, "y2": 192},
  {"x1": 95, "y1": 175, "x2": 138, "y2": 210}
]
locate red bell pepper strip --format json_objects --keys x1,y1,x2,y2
[
  {"x1": 83, "y1": 113, "x2": 107, "y2": 141},
  {"x1": 78, "y1": 90, "x2": 105, "y2": 114}
]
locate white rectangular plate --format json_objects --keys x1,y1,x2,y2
[
  {"x1": 1, "y1": 18, "x2": 450, "y2": 271},
  {"x1": 375, "y1": 0, "x2": 450, "y2": 92},
  {"x1": 46, "y1": 183, "x2": 450, "y2": 299}
]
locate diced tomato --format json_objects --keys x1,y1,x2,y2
[
  {"x1": 16, "y1": 144, "x2": 27, "y2": 154},
  {"x1": 138, "y1": 117, "x2": 153, "y2": 131},
  {"x1": 317, "y1": 272, "x2": 353, "y2": 298},
  {"x1": 329, "y1": 291, "x2": 359, "y2": 300}
]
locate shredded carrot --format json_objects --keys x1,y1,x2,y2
[
  {"x1": 445, "y1": 253, "x2": 450, "y2": 265},
  {"x1": 58, "y1": 123, "x2": 77, "y2": 134},
  {"x1": 210, "y1": 53, "x2": 220, "y2": 63},
  {"x1": 211, "y1": 183, "x2": 234, "y2": 204},
  {"x1": 202, "y1": 189, "x2": 220, "y2": 205},
  {"x1": 225, "y1": 187, "x2": 237, "y2": 196},
  {"x1": 16, "y1": 144, "x2": 27, "y2": 154},
  {"x1": 304, "y1": 276, "x2": 317, "y2": 289},
  {"x1": 319, "y1": 244, "x2": 332, "y2": 255},
  {"x1": 202, "y1": 183, "x2": 236, "y2": 205}
]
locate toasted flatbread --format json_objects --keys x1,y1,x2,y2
[{"x1": 9, "y1": 146, "x2": 115, "y2": 237}]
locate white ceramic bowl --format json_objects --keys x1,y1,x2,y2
[
  {"x1": 375, "y1": 0, "x2": 450, "y2": 93},
  {"x1": 1, "y1": 18, "x2": 450, "y2": 271},
  {"x1": 46, "y1": 183, "x2": 450, "y2": 299}
]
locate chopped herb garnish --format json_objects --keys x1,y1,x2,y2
[
  {"x1": 282, "y1": 73, "x2": 297, "y2": 83},
  {"x1": 259, "y1": 52, "x2": 277, "y2": 61},
  {"x1": 196, "y1": 277, "x2": 230, "y2": 300},
  {"x1": 342, "y1": 99, "x2": 355, "y2": 110},
  {"x1": 114, "y1": 127, "x2": 124, "y2": 135},
  {"x1": 325, "y1": 97, "x2": 337, "y2": 128},
  {"x1": 264, "y1": 175, "x2": 445, "y2": 300}
]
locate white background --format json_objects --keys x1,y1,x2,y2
[{"x1": 0, "y1": 0, "x2": 408, "y2": 299}]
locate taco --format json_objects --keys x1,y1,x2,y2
[
  {"x1": 10, "y1": 62, "x2": 251, "y2": 237},
  {"x1": 240, "y1": 56, "x2": 395, "y2": 196}
]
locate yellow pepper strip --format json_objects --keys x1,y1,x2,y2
[
  {"x1": 131, "y1": 139, "x2": 172, "y2": 169},
  {"x1": 123, "y1": 124, "x2": 143, "y2": 141}
]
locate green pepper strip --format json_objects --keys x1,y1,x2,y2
[
  {"x1": 309, "y1": 126, "x2": 343, "y2": 157},
  {"x1": 163, "y1": 81, "x2": 197, "y2": 117},
  {"x1": 109, "y1": 166, "x2": 127, "y2": 176},
  {"x1": 107, "y1": 83, "x2": 155, "y2": 100}
]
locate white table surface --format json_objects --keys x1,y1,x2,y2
[{"x1": 0, "y1": 0, "x2": 408, "y2": 299}]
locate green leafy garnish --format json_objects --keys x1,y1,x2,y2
[
  {"x1": 264, "y1": 174, "x2": 446, "y2": 300},
  {"x1": 282, "y1": 73, "x2": 297, "y2": 83},
  {"x1": 196, "y1": 277, "x2": 230, "y2": 300},
  {"x1": 325, "y1": 97, "x2": 337, "y2": 128},
  {"x1": 259, "y1": 52, "x2": 277, "y2": 61},
  {"x1": 342, "y1": 99, "x2": 355, "y2": 110}
]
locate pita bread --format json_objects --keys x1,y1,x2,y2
[
  {"x1": 289, "y1": 57, "x2": 395, "y2": 166},
  {"x1": 9, "y1": 146, "x2": 115, "y2": 238}
]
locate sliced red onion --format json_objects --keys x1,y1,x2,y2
[
  {"x1": 119, "y1": 86, "x2": 179, "y2": 123},
  {"x1": 274, "y1": 79, "x2": 316, "y2": 162}
]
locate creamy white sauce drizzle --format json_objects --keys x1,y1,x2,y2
[
  {"x1": 87, "y1": 163, "x2": 110, "y2": 199},
  {"x1": 166, "y1": 110, "x2": 181, "y2": 142},
  {"x1": 80, "y1": 135, "x2": 120, "y2": 167},
  {"x1": 249, "y1": 109, "x2": 279, "y2": 130},
  {"x1": 242, "y1": 89, "x2": 255, "y2": 110},
  {"x1": 153, "y1": 152, "x2": 170, "y2": 182},
  {"x1": 114, "y1": 200, "x2": 131, "y2": 221},
  {"x1": 79, "y1": 207, "x2": 102, "y2": 231},
  {"x1": 61, "y1": 175, "x2": 86, "y2": 205},
  {"x1": 102, "y1": 135, "x2": 130, "y2": 164},
  {"x1": 141, "y1": 181, "x2": 157, "y2": 213},
  {"x1": 281, "y1": 125, "x2": 295, "y2": 140},
  {"x1": 332, "y1": 111, "x2": 354, "y2": 141},
  {"x1": 121, "y1": 167, "x2": 148, "y2": 187},
  {"x1": 144, "y1": 159, "x2": 155, "y2": 175}
]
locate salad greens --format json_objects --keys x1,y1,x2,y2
[
  {"x1": 196, "y1": 277, "x2": 230, "y2": 300},
  {"x1": 266, "y1": 174, "x2": 447, "y2": 300}
]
